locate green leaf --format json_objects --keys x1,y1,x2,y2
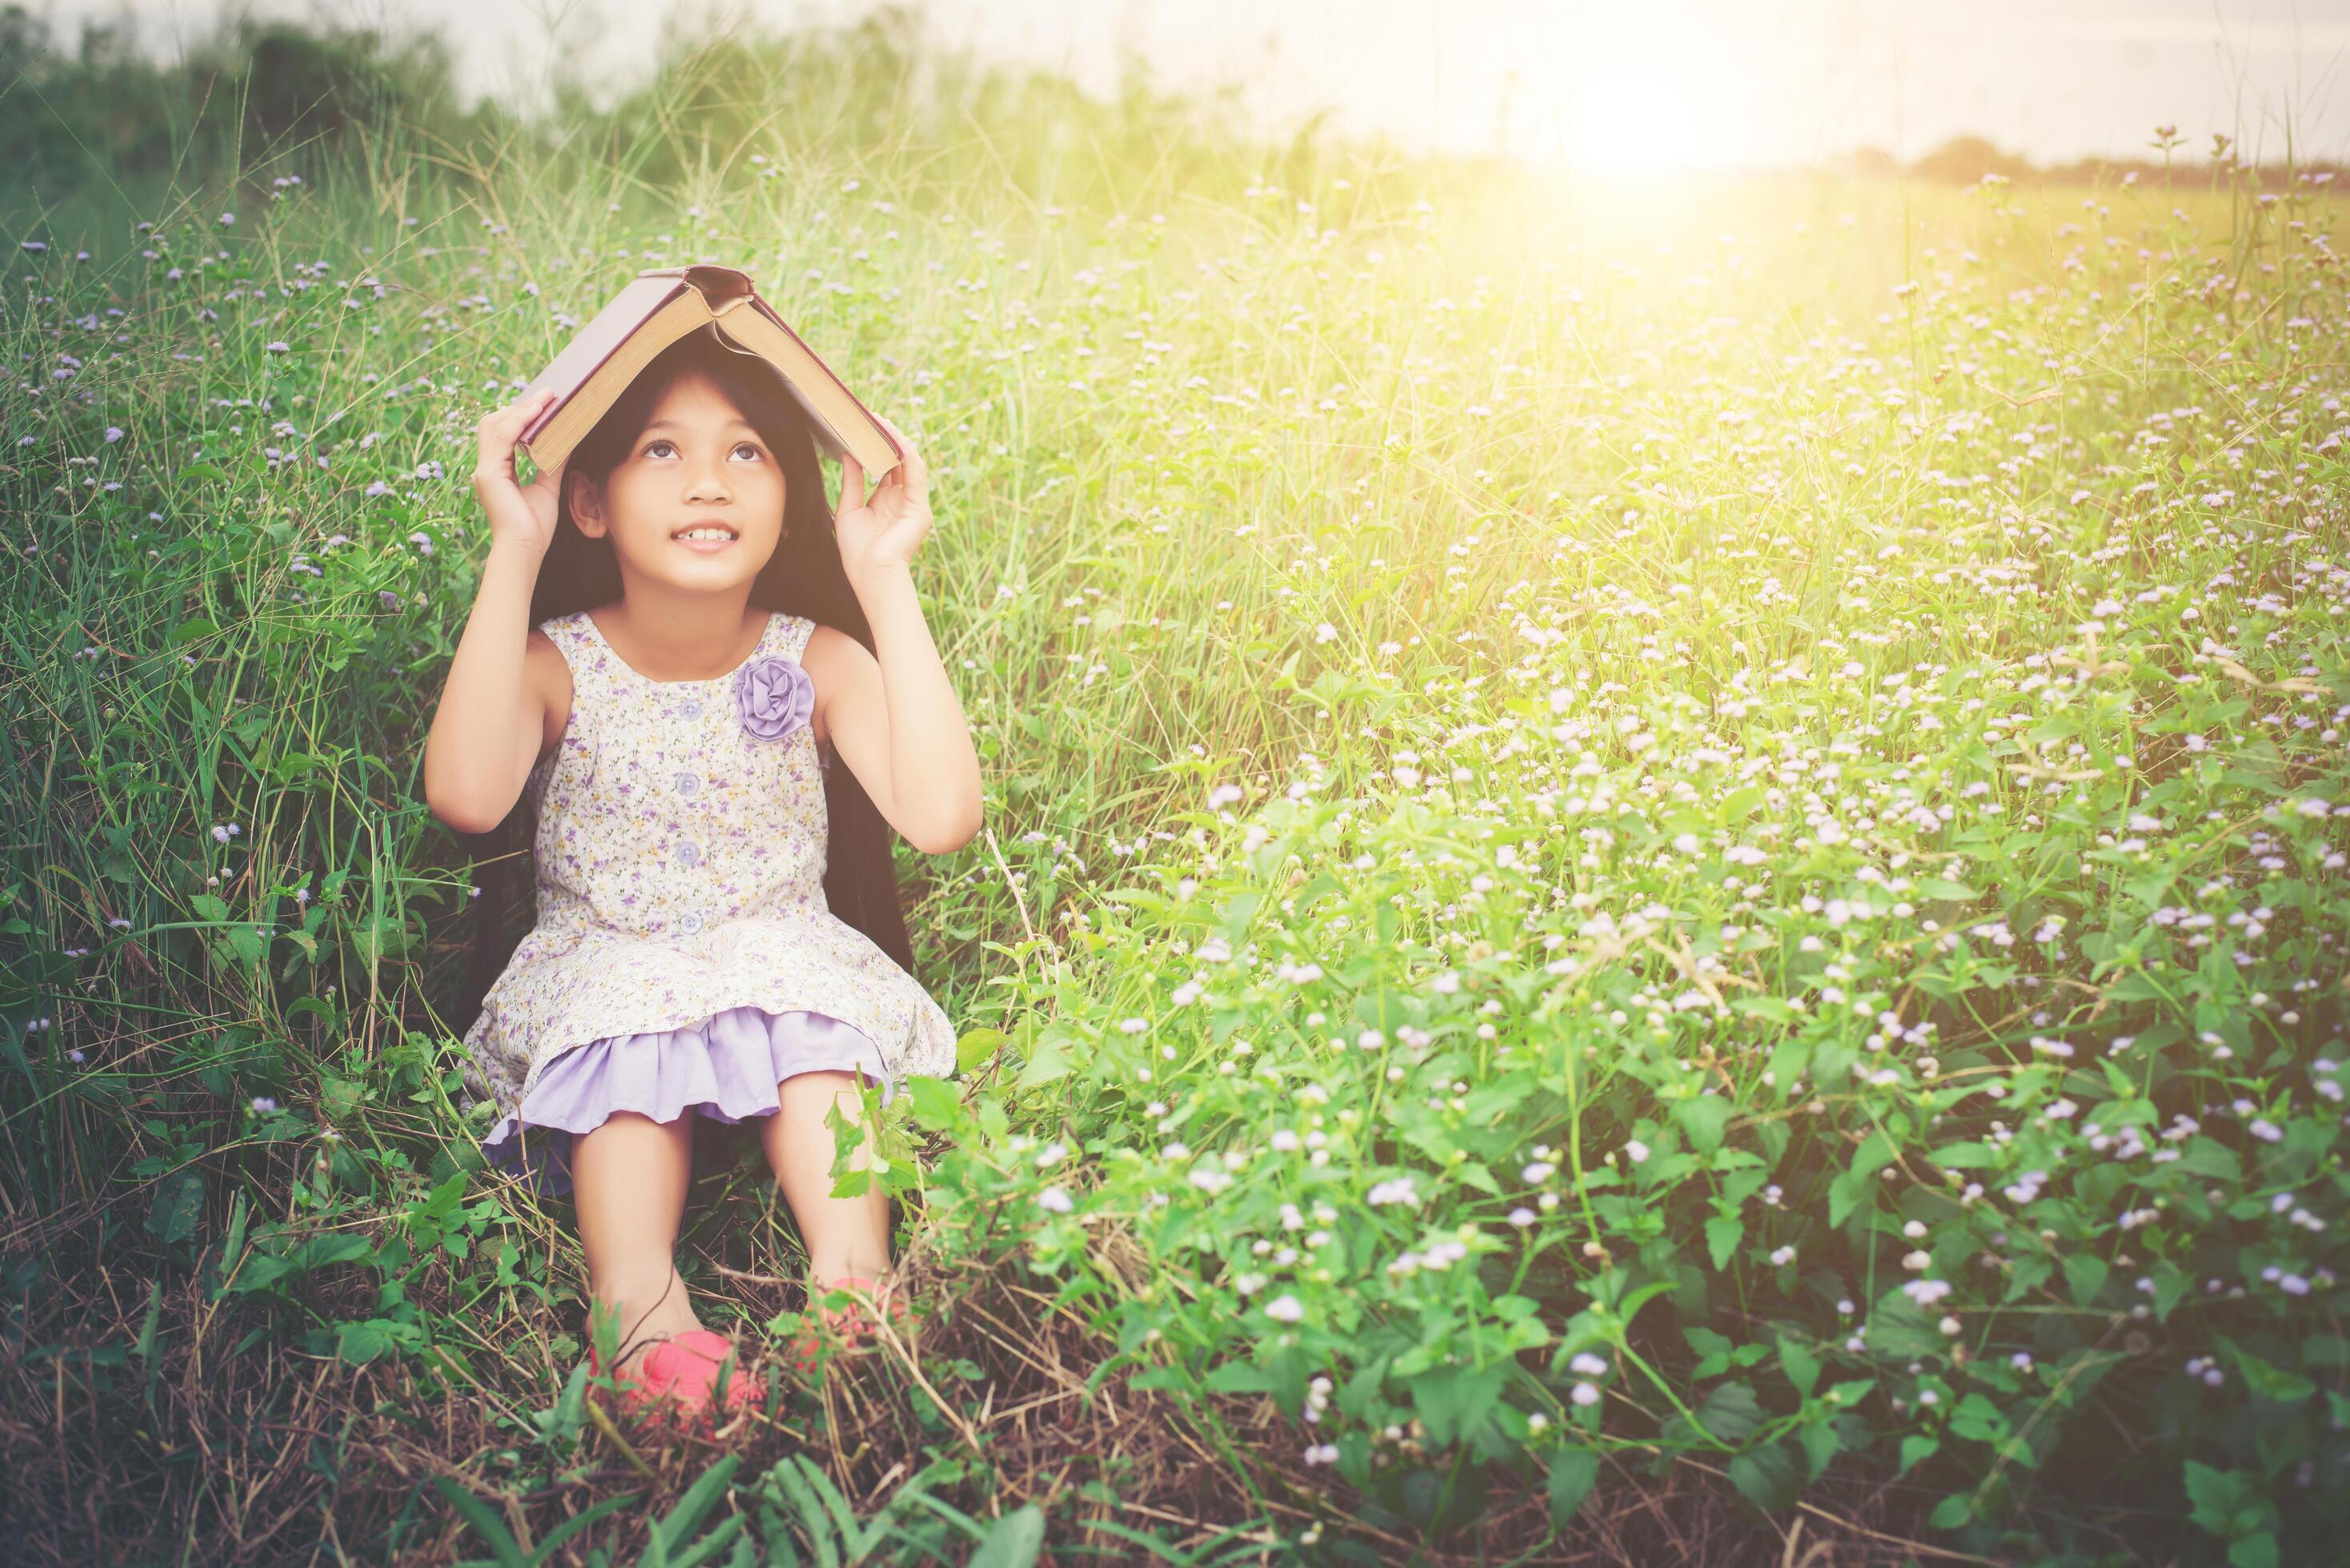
[
  {"x1": 1411, "y1": 1364, "x2": 1503, "y2": 1448},
  {"x1": 318, "y1": 1073, "x2": 364, "y2": 1119},
  {"x1": 1727, "y1": 1442, "x2": 1800, "y2": 1514},
  {"x1": 2228, "y1": 1534, "x2": 2279, "y2": 1568},
  {"x1": 1696, "y1": 1382, "x2": 1764, "y2": 1445},
  {"x1": 431, "y1": 1477, "x2": 530, "y2": 1568},
  {"x1": 415, "y1": 1170, "x2": 467, "y2": 1225},
  {"x1": 1948, "y1": 1392, "x2": 2011, "y2": 1446},
  {"x1": 954, "y1": 1028, "x2": 1005, "y2": 1075},
  {"x1": 537, "y1": 1490, "x2": 643, "y2": 1558},
  {"x1": 1928, "y1": 1494, "x2": 1972, "y2": 1530},
  {"x1": 1011, "y1": 1030, "x2": 1071, "y2": 1091},
  {"x1": 1704, "y1": 1214, "x2": 1743, "y2": 1271},
  {"x1": 1824, "y1": 1378, "x2": 1877, "y2": 1410},
  {"x1": 1546, "y1": 1448, "x2": 1599, "y2": 1526},
  {"x1": 2219, "y1": 1340, "x2": 2316, "y2": 1406},
  {"x1": 2182, "y1": 1460, "x2": 2239, "y2": 1529},
  {"x1": 1796, "y1": 1421, "x2": 1839, "y2": 1482},
  {"x1": 968, "y1": 1504, "x2": 1045, "y2": 1568},
  {"x1": 1203, "y1": 1362, "x2": 1283, "y2": 1395},
  {"x1": 2062, "y1": 1254, "x2": 2109, "y2": 1309},
  {"x1": 1867, "y1": 1286, "x2": 1945, "y2": 1359},
  {"x1": 336, "y1": 1322, "x2": 392, "y2": 1366},
  {"x1": 1828, "y1": 1130, "x2": 1895, "y2": 1227},
  {"x1": 906, "y1": 1074, "x2": 967, "y2": 1131},
  {"x1": 2176, "y1": 1138, "x2": 2241, "y2": 1182},
  {"x1": 1684, "y1": 1325, "x2": 1735, "y2": 1379},
  {"x1": 641, "y1": 1454, "x2": 740, "y2": 1568},
  {"x1": 1671, "y1": 1094, "x2": 1731, "y2": 1154},
  {"x1": 1898, "y1": 1434, "x2": 1940, "y2": 1476},
  {"x1": 288, "y1": 1232, "x2": 375, "y2": 1273},
  {"x1": 146, "y1": 1170, "x2": 205, "y2": 1246},
  {"x1": 1777, "y1": 1336, "x2": 1820, "y2": 1398}
]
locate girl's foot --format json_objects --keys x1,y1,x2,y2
[{"x1": 786, "y1": 1274, "x2": 913, "y2": 1374}]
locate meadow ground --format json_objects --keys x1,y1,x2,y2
[{"x1": 3, "y1": 29, "x2": 2348, "y2": 1567}]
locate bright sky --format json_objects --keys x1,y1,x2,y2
[{"x1": 35, "y1": 0, "x2": 2350, "y2": 171}]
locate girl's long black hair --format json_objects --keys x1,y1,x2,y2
[{"x1": 449, "y1": 323, "x2": 922, "y2": 1041}]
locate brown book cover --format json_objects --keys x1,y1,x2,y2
[{"x1": 515, "y1": 264, "x2": 903, "y2": 480}]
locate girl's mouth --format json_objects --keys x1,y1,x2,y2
[{"x1": 671, "y1": 524, "x2": 739, "y2": 553}]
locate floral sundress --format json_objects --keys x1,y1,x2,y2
[{"x1": 457, "y1": 607, "x2": 959, "y2": 1194}]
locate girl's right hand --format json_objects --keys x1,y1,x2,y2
[{"x1": 472, "y1": 388, "x2": 566, "y2": 559}]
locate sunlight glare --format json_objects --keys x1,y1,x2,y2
[{"x1": 1549, "y1": 10, "x2": 1747, "y2": 178}]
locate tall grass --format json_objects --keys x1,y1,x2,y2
[{"x1": 5, "y1": 10, "x2": 2348, "y2": 1566}]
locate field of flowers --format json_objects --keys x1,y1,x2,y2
[{"x1": 4, "y1": 20, "x2": 2348, "y2": 1566}]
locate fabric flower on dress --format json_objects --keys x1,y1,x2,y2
[{"x1": 735, "y1": 654, "x2": 815, "y2": 742}]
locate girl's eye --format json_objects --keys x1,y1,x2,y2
[{"x1": 643, "y1": 439, "x2": 763, "y2": 460}]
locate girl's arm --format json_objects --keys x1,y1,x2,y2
[
  {"x1": 825, "y1": 565, "x2": 983, "y2": 854},
  {"x1": 823, "y1": 415, "x2": 983, "y2": 855},
  {"x1": 422, "y1": 390, "x2": 567, "y2": 835}
]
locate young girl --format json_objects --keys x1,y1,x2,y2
[{"x1": 423, "y1": 323, "x2": 979, "y2": 1422}]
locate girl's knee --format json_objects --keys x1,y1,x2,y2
[{"x1": 778, "y1": 1068, "x2": 873, "y2": 1102}]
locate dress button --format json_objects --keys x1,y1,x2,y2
[
  {"x1": 675, "y1": 770, "x2": 700, "y2": 797},
  {"x1": 675, "y1": 908, "x2": 705, "y2": 936},
  {"x1": 677, "y1": 840, "x2": 701, "y2": 868}
]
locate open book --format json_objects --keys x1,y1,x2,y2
[{"x1": 516, "y1": 265, "x2": 903, "y2": 479}]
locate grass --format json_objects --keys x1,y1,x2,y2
[{"x1": 4, "y1": 14, "x2": 2348, "y2": 1568}]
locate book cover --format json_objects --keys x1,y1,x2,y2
[{"x1": 515, "y1": 265, "x2": 902, "y2": 478}]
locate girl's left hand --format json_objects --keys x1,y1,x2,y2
[{"x1": 833, "y1": 411, "x2": 930, "y2": 582}]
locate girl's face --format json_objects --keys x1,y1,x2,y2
[{"x1": 567, "y1": 370, "x2": 787, "y2": 593}]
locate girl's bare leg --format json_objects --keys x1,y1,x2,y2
[
  {"x1": 570, "y1": 1110, "x2": 704, "y2": 1374},
  {"x1": 759, "y1": 1070, "x2": 891, "y2": 1288}
]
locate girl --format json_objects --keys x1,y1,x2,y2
[{"x1": 423, "y1": 323, "x2": 979, "y2": 1423}]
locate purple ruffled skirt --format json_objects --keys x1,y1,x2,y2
[{"x1": 478, "y1": 1004, "x2": 895, "y2": 1198}]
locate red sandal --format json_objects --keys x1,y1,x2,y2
[
  {"x1": 786, "y1": 1274, "x2": 914, "y2": 1374},
  {"x1": 675, "y1": 1328, "x2": 762, "y2": 1416},
  {"x1": 589, "y1": 1328, "x2": 760, "y2": 1423}
]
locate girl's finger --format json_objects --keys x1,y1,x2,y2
[
  {"x1": 839, "y1": 455, "x2": 866, "y2": 513},
  {"x1": 483, "y1": 391, "x2": 553, "y2": 457},
  {"x1": 878, "y1": 413, "x2": 924, "y2": 504},
  {"x1": 503, "y1": 388, "x2": 556, "y2": 427}
]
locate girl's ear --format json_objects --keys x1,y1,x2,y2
[{"x1": 568, "y1": 471, "x2": 607, "y2": 538}]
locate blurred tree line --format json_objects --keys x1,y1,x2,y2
[
  {"x1": 1832, "y1": 131, "x2": 2340, "y2": 188},
  {"x1": 0, "y1": 6, "x2": 505, "y2": 187},
  {"x1": 2, "y1": 2, "x2": 2339, "y2": 254},
  {"x1": 0, "y1": 1, "x2": 1316, "y2": 246}
]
